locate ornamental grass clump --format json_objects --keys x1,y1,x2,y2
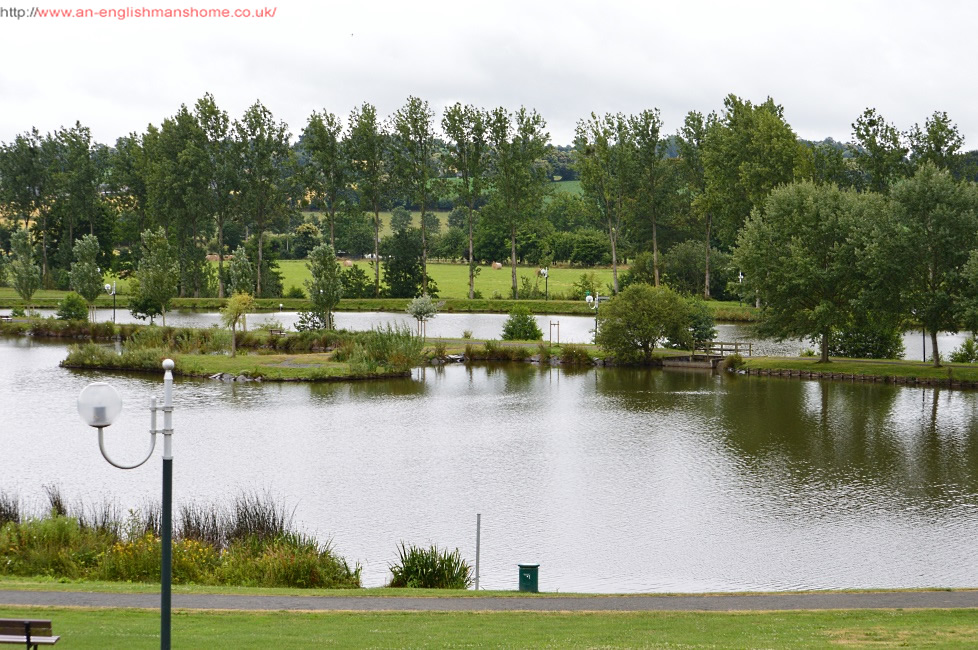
[
  {"x1": 0, "y1": 490, "x2": 361, "y2": 589},
  {"x1": 387, "y1": 542, "x2": 472, "y2": 589}
]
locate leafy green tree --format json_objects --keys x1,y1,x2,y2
[
  {"x1": 390, "y1": 96, "x2": 439, "y2": 294},
  {"x1": 487, "y1": 107, "x2": 550, "y2": 298},
  {"x1": 227, "y1": 245, "x2": 253, "y2": 295},
  {"x1": 9, "y1": 229, "x2": 40, "y2": 310},
  {"x1": 908, "y1": 111, "x2": 963, "y2": 175},
  {"x1": 685, "y1": 297, "x2": 717, "y2": 347},
  {"x1": 126, "y1": 277, "x2": 163, "y2": 324},
  {"x1": 734, "y1": 181, "x2": 885, "y2": 362},
  {"x1": 880, "y1": 163, "x2": 978, "y2": 366},
  {"x1": 406, "y1": 293, "x2": 438, "y2": 339},
  {"x1": 0, "y1": 130, "x2": 52, "y2": 281},
  {"x1": 143, "y1": 106, "x2": 212, "y2": 297},
  {"x1": 341, "y1": 264, "x2": 373, "y2": 298},
  {"x1": 233, "y1": 101, "x2": 297, "y2": 297},
  {"x1": 661, "y1": 240, "x2": 734, "y2": 300},
  {"x1": 292, "y1": 222, "x2": 322, "y2": 258},
  {"x1": 135, "y1": 227, "x2": 179, "y2": 326},
  {"x1": 221, "y1": 292, "x2": 255, "y2": 357},
  {"x1": 575, "y1": 112, "x2": 635, "y2": 293},
  {"x1": 194, "y1": 93, "x2": 236, "y2": 298},
  {"x1": 56, "y1": 292, "x2": 89, "y2": 321},
  {"x1": 300, "y1": 243, "x2": 343, "y2": 330},
  {"x1": 595, "y1": 284, "x2": 693, "y2": 363},
  {"x1": 631, "y1": 108, "x2": 671, "y2": 287},
  {"x1": 703, "y1": 95, "x2": 803, "y2": 249},
  {"x1": 501, "y1": 304, "x2": 543, "y2": 340},
  {"x1": 850, "y1": 108, "x2": 908, "y2": 193},
  {"x1": 348, "y1": 103, "x2": 389, "y2": 296},
  {"x1": 442, "y1": 103, "x2": 490, "y2": 299},
  {"x1": 382, "y1": 227, "x2": 435, "y2": 298},
  {"x1": 302, "y1": 110, "x2": 348, "y2": 249},
  {"x1": 107, "y1": 132, "x2": 150, "y2": 277},
  {"x1": 68, "y1": 234, "x2": 103, "y2": 322}
]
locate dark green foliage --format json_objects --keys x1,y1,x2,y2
[
  {"x1": 502, "y1": 305, "x2": 543, "y2": 340},
  {"x1": 0, "y1": 491, "x2": 20, "y2": 527},
  {"x1": 721, "y1": 353, "x2": 745, "y2": 370},
  {"x1": 388, "y1": 542, "x2": 472, "y2": 589},
  {"x1": 661, "y1": 240, "x2": 735, "y2": 300},
  {"x1": 559, "y1": 344, "x2": 593, "y2": 365},
  {"x1": 950, "y1": 338, "x2": 978, "y2": 363},
  {"x1": 826, "y1": 320, "x2": 905, "y2": 360},
  {"x1": 569, "y1": 229, "x2": 611, "y2": 267},
  {"x1": 56, "y1": 292, "x2": 89, "y2": 321},
  {"x1": 381, "y1": 228, "x2": 437, "y2": 298},
  {"x1": 341, "y1": 264, "x2": 373, "y2": 298},
  {"x1": 285, "y1": 286, "x2": 306, "y2": 299},
  {"x1": 685, "y1": 297, "x2": 718, "y2": 347},
  {"x1": 596, "y1": 284, "x2": 694, "y2": 363}
]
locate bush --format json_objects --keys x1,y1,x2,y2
[
  {"x1": 595, "y1": 284, "x2": 694, "y2": 364},
  {"x1": 285, "y1": 286, "x2": 306, "y2": 299},
  {"x1": 56, "y1": 292, "x2": 89, "y2": 321},
  {"x1": 721, "y1": 353, "x2": 745, "y2": 370},
  {"x1": 950, "y1": 337, "x2": 978, "y2": 363},
  {"x1": 559, "y1": 344, "x2": 593, "y2": 365},
  {"x1": 501, "y1": 305, "x2": 543, "y2": 341},
  {"x1": 388, "y1": 542, "x2": 471, "y2": 589}
]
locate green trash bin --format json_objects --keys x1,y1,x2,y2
[{"x1": 518, "y1": 563, "x2": 539, "y2": 593}]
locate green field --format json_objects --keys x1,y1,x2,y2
[
  {"x1": 279, "y1": 259, "x2": 616, "y2": 300},
  {"x1": 1, "y1": 605, "x2": 975, "y2": 648}
]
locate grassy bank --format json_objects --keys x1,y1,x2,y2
[
  {"x1": 738, "y1": 356, "x2": 978, "y2": 385},
  {"x1": 1, "y1": 605, "x2": 975, "y2": 648}
]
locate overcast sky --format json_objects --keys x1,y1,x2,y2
[{"x1": 2, "y1": 0, "x2": 975, "y2": 147}]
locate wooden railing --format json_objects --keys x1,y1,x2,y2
[{"x1": 695, "y1": 341, "x2": 753, "y2": 357}]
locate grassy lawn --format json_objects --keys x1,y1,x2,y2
[
  {"x1": 742, "y1": 356, "x2": 978, "y2": 382},
  {"x1": 277, "y1": 259, "x2": 617, "y2": 301},
  {"x1": 1, "y1": 605, "x2": 977, "y2": 648}
]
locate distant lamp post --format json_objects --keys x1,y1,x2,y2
[
  {"x1": 104, "y1": 281, "x2": 117, "y2": 323},
  {"x1": 585, "y1": 291, "x2": 600, "y2": 343},
  {"x1": 76, "y1": 359, "x2": 175, "y2": 650},
  {"x1": 540, "y1": 267, "x2": 549, "y2": 301}
]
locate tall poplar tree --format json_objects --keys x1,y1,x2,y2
[
  {"x1": 575, "y1": 112, "x2": 635, "y2": 294},
  {"x1": 850, "y1": 108, "x2": 908, "y2": 193},
  {"x1": 631, "y1": 109, "x2": 670, "y2": 288},
  {"x1": 233, "y1": 101, "x2": 295, "y2": 297},
  {"x1": 390, "y1": 96, "x2": 438, "y2": 294},
  {"x1": 487, "y1": 107, "x2": 550, "y2": 299},
  {"x1": 348, "y1": 103, "x2": 388, "y2": 297},
  {"x1": 442, "y1": 103, "x2": 489, "y2": 299},
  {"x1": 302, "y1": 110, "x2": 347, "y2": 249}
]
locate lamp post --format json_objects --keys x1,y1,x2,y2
[
  {"x1": 104, "y1": 281, "x2": 117, "y2": 323},
  {"x1": 540, "y1": 267, "x2": 549, "y2": 301},
  {"x1": 76, "y1": 359, "x2": 175, "y2": 650},
  {"x1": 585, "y1": 291, "x2": 599, "y2": 343}
]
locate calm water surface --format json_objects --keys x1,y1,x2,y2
[{"x1": 3, "y1": 336, "x2": 978, "y2": 592}]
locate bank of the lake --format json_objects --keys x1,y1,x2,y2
[{"x1": 737, "y1": 356, "x2": 978, "y2": 388}]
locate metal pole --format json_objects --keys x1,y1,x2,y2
[
  {"x1": 161, "y1": 359, "x2": 174, "y2": 650},
  {"x1": 474, "y1": 514, "x2": 481, "y2": 591},
  {"x1": 923, "y1": 328, "x2": 926, "y2": 363}
]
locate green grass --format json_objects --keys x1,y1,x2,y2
[
  {"x1": 171, "y1": 352, "x2": 403, "y2": 381},
  {"x1": 742, "y1": 356, "x2": 978, "y2": 382},
  {"x1": 280, "y1": 259, "x2": 617, "y2": 300},
  {"x1": 2, "y1": 605, "x2": 977, "y2": 648}
]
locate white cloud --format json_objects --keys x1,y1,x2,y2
[{"x1": 2, "y1": 0, "x2": 976, "y2": 147}]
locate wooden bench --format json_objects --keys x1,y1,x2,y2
[
  {"x1": 268, "y1": 328, "x2": 284, "y2": 336},
  {"x1": 0, "y1": 619, "x2": 60, "y2": 648}
]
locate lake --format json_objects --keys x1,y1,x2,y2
[{"x1": 3, "y1": 335, "x2": 978, "y2": 592}]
